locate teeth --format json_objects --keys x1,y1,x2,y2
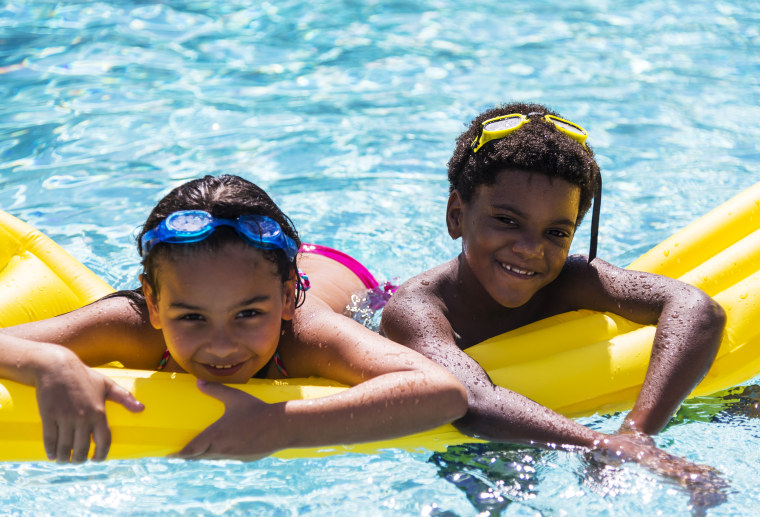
[
  {"x1": 209, "y1": 364, "x2": 234, "y2": 369},
  {"x1": 501, "y1": 263, "x2": 536, "y2": 276}
]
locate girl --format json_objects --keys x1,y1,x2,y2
[{"x1": 0, "y1": 174, "x2": 467, "y2": 463}]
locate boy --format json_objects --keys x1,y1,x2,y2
[{"x1": 381, "y1": 102, "x2": 726, "y2": 470}]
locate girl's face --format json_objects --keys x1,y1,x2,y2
[
  {"x1": 142, "y1": 241, "x2": 296, "y2": 383},
  {"x1": 447, "y1": 168, "x2": 580, "y2": 308}
]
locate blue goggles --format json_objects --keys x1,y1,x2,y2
[{"x1": 140, "y1": 210, "x2": 299, "y2": 261}]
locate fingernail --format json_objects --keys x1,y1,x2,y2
[{"x1": 197, "y1": 378, "x2": 207, "y2": 386}]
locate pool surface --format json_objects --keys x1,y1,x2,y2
[{"x1": 1, "y1": 0, "x2": 759, "y2": 515}]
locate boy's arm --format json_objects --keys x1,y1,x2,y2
[
  {"x1": 380, "y1": 280, "x2": 727, "y2": 497},
  {"x1": 563, "y1": 256, "x2": 726, "y2": 435},
  {"x1": 380, "y1": 287, "x2": 606, "y2": 448}
]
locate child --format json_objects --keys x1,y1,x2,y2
[
  {"x1": 380, "y1": 102, "x2": 726, "y2": 474},
  {"x1": 0, "y1": 174, "x2": 467, "y2": 463}
]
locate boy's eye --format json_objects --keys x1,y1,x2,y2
[
  {"x1": 547, "y1": 229, "x2": 572, "y2": 239},
  {"x1": 495, "y1": 215, "x2": 517, "y2": 225}
]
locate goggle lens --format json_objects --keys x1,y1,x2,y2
[
  {"x1": 547, "y1": 116, "x2": 586, "y2": 136},
  {"x1": 238, "y1": 215, "x2": 280, "y2": 239},
  {"x1": 483, "y1": 115, "x2": 524, "y2": 132},
  {"x1": 166, "y1": 211, "x2": 212, "y2": 233}
]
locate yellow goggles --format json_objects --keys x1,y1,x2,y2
[{"x1": 471, "y1": 112, "x2": 589, "y2": 153}]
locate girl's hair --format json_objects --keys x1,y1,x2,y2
[
  {"x1": 112, "y1": 174, "x2": 305, "y2": 307},
  {"x1": 448, "y1": 101, "x2": 601, "y2": 225}
]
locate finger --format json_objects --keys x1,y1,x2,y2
[
  {"x1": 71, "y1": 426, "x2": 92, "y2": 463},
  {"x1": 56, "y1": 425, "x2": 75, "y2": 463},
  {"x1": 41, "y1": 419, "x2": 58, "y2": 461},
  {"x1": 105, "y1": 380, "x2": 145, "y2": 413},
  {"x1": 175, "y1": 431, "x2": 213, "y2": 459},
  {"x1": 195, "y1": 378, "x2": 240, "y2": 405},
  {"x1": 91, "y1": 421, "x2": 112, "y2": 462}
]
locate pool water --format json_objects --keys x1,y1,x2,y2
[{"x1": 1, "y1": 0, "x2": 759, "y2": 514}]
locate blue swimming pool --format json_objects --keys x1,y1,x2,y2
[{"x1": 1, "y1": 0, "x2": 759, "y2": 514}]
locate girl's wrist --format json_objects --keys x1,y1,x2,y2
[
  {"x1": 275, "y1": 400, "x2": 303, "y2": 450},
  {"x1": 29, "y1": 345, "x2": 80, "y2": 387}
]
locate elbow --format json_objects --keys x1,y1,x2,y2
[
  {"x1": 451, "y1": 407, "x2": 530, "y2": 444},
  {"x1": 704, "y1": 297, "x2": 726, "y2": 360},
  {"x1": 450, "y1": 397, "x2": 512, "y2": 443},
  {"x1": 682, "y1": 288, "x2": 726, "y2": 367},
  {"x1": 694, "y1": 290, "x2": 727, "y2": 346},
  {"x1": 440, "y1": 375, "x2": 469, "y2": 422},
  {"x1": 426, "y1": 368, "x2": 468, "y2": 422},
  {"x1": 452, "y1": 410, "x2": 485, "y2": 438}
]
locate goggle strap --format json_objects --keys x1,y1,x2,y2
[{"x1": 588, "y1": 174, "x2": 602, "y2": 263}]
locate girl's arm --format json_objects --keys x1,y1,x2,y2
[
  {"x1": 177, "y1": 297, "x2": 468, "y2": 459},
  {"x1": 0, "y1": 296, "x2": 160, "y2": 461},
  {"x1": 561, "y1": 256, "x2": 725, "y2": 435}
]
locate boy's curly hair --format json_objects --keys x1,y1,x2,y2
[{"x1": 447, "y1": 102, "x2": 600, "y2": 225}]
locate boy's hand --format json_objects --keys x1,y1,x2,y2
[
  {"x1": 34, "y1": 349, "x2": 144, "y2": 463},
  {"x1": 587, "y1": 433, "x2": 728, "y2": 511},
  {"x1": 175, "y1": 379, "x2": 286, "y2": 461}
]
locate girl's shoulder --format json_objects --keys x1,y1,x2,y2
[{"x1": 4, "y1": 291, "x2": 166, "y2": 369}]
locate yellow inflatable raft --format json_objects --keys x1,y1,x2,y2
[{"x1": 1, "y1": 182, "x2": 759, "y2": 461}]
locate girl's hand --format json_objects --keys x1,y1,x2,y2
[
  {"x1": 176, "y1": 379, "x2": 286, "y2": 461},
  {"x1": 34, "y1": 349, "x2": 144, "y2": 462}
]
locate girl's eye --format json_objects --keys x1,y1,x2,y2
[
  {"x1": 237, "y1": 309, "x2": 259, "y2": 318},
  {"x1": 179, "y1": 313, "x2": 205, "y2": 322}
]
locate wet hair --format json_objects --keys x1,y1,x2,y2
[
  {"x1": 448, "y1": 102, "x2": 600, "y2": 224},
  {"x1": 108, "y1": 174, "x2": 305, "y2": 308}
]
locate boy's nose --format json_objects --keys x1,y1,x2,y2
[{"x1": 512, "y1": 234, "x2": 544, "y2": 259}]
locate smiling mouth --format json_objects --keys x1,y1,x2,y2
[
  {"x1": 202, "y1": 361, "x2": 247, "y2": 377},
  {"x1": 498, "y1": 261, "x2": 537, "y2": 277}
]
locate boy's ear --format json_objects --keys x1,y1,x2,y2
[
  {"x1": 446, "y1": 190, "x2": 464, "y2": 240},
  {"x1": 139, "y1": 274, "x2": 162, "y2": 330},
  {"x1": 281, "y1": 270, "x2": 297, "y2": 321}
]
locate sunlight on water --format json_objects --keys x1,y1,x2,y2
[{"x1": 1, "y1": 0, "x2": 759, "y2": 515}]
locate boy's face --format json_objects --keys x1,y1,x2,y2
[{"x1": 447, "y1": 168, "x2": 580, "y2": 308}]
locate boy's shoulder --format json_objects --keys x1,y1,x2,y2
[
  {"x1": 390, "y1": 259, "x2": 457, "y2": 302},
  {"x1": 381, "y1": 260, "x2": 457, "y2": 331},
  {"x1": 379, "y1": 259, "x2": 456, "y2": 348}
]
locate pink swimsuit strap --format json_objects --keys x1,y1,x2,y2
[{"x1": 299, "y1": 243, "x2": 379, "y2": 289}]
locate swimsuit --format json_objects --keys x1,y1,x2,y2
[
  {"x1": 301, "y1": 243, "x2": 397, "y2": 310},
  {"x1": 300, "y1": 243, "x2": 380, "y2": 289},
  {"x1": 156, "y1": 244, "x2": 394, "y2": 376}
]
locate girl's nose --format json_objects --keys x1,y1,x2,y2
[{"x1": 206, "y1": 327, "x2": 238, "y2": 357}]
